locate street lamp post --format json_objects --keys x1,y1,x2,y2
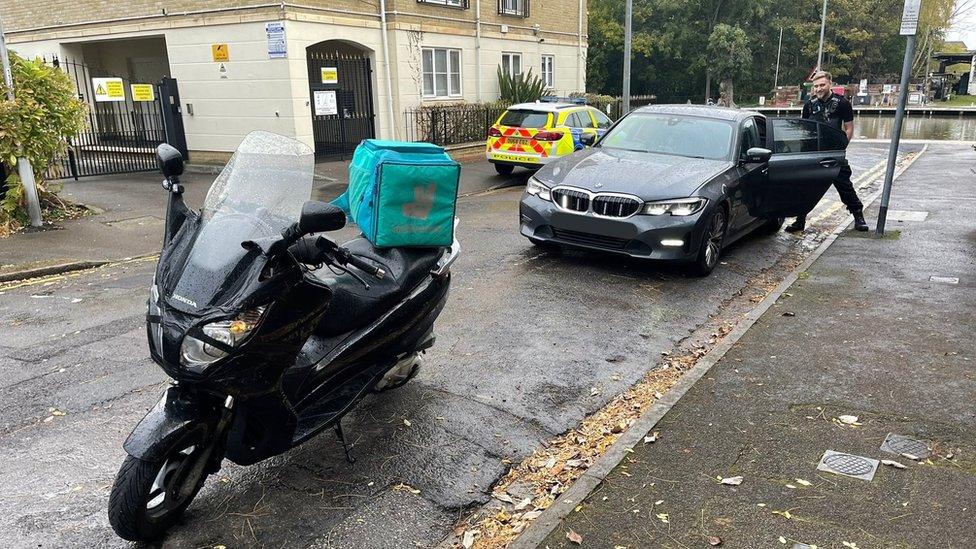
[
  {"x1": 622, "y1": 0, "x2": 633, "y2": 115},
  {"x1": 774, "y1": 27, "x2": 784, "y2": 90},
  {"x1": 816, "y1": 0, "x2": 828, "y2": 70}
]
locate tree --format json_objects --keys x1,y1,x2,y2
[
  {"x1": 0, "y1": 52, "x2": 87, "y2": 234},
  {"x1": 706, "y1": 24, "x2": 751, "y2": 107}
]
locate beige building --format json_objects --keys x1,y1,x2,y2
[{"x1": 1, "y1": 1, "x2": 588, "y2": 161}]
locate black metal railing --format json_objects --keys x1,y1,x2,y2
[
  {"x1": 403, "y1": 104, "x2": 507, "y2": 146},
  {"x1": 41, "y1": 56, "x2": 168, "y2": 180}
]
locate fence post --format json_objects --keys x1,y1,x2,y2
[{"x1": 441, "y1": 109, "x2": 448, "y2": 145}]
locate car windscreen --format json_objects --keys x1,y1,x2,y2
[
  {"x1": 499, "y1": 110, "x2": 551, "y2": 128},
  {"x1": 599, "y1": 113, "x2": 734, "y2": 160}
]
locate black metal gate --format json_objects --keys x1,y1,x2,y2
[
  {"x1": 43, "y1": 57, "x2": 181, "y2": 180},
  {"x1": 306, "y1": 50, "x2": 375, "y2": 160}
]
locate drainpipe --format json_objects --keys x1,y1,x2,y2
[
  {"x1": 475, "y1": 0, "x2": 482, "y2": 102},
  {"x1": 378, "y1": 0, "x2": 398, "y2": 139},
  {"x1": 577, "y1": 0, "x2": 583, "y2": 92}
]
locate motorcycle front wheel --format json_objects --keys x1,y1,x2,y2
[{"x1": 108, "y1": 433, "x2": 214, "y2": 542}]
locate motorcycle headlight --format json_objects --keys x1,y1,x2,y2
[
  {"x1": 526, "y1": 177, "x2": 552, "y2": 201},
  {"x1": 180, "y1": 306, "x2": 266, "y2": 372},
  {"x1": 642, "y1": 198, "x2": 707, "y2": 216}
]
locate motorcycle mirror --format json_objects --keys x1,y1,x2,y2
[
  {"x1": 744, "y1": 147, "x2": 772, "y2": 164},
  {"x1": 299, "y1": 201, "x2": 346, "y2": 234},
  {"x1": 156, "y1": 144, "x2": 185, "y2": 178}
]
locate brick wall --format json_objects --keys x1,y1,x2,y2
[{"x1": 1, "y1": 0, "x2": 585, "y2": 40}]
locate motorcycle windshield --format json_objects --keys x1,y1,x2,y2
[{"x1": 166, "y1": 131, "x2": 314, "y2": 314}]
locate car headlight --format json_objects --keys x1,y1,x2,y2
[
  {"x1": 526, "y1": 177, "x2": 552, "y2": 201},
  {"x1": 642, "y1": 198, "x2": 707, "y2": 216},
  {"x1": 180, "y1": 306, "x2": 266, "y2": 372}
]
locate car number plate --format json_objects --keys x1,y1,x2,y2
[{"x1": 551, "y1": 212, "x2": 638, "y2": 239}]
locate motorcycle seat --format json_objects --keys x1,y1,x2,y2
[{"x1": 310, "y1": 238, "x2": 444, "y2": 336}]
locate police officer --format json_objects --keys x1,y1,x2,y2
[{"x1": 786, "y1": 71, "x2": 869, "y2": 232}]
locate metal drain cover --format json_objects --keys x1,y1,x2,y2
[
  {"x1": 887, "y1": 210, "x2": 929, "y2": 221},
  {"x1": 816, "y1": 450, "x2": 879, "y2": 481},
  {"x1": 880, "y1": 433, "x2": 931, "y2": 459}
]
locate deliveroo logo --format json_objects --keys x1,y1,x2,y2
[{"x1": 402, "y1": 182, "x2": 437, "y2": 220}]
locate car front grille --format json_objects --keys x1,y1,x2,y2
[
  {"x1": 552, "y1": 228, "x2": 630, "y2": 250},
  {"x1": 552, "y1": 188, "x2": 590, "y2": 212},
  {"x1": 592, "y1": 195, "x2": 642, "y2": 218}
]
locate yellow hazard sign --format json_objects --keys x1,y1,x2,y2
[
  {"x1": 212, "y1": 43, "x2": 230, "y2": 62},
  {"x1": 320, "y1": 67, "x2": 338, "y2": 84},
  {"x1": 92, "y1": 77, "x2": 125, "y2": 102},
  {"x1": 130, "y1": 84, "x2": 155, "y2": 102}
]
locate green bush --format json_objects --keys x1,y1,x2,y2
[
  {"x1": 497, "y1": 66, "x2": 546, "y2": 104},
  {"x1": 0, "y1": 52, "x2": 87, "y2": 233}
]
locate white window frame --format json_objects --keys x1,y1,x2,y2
[
  {"x1": 541, "y1": 55, "x2": 555, "y2": 89},
  {"x1": 418, "y1": 0, "x2": 465, "y2": 7},
  {"x1": 422, "y1": 47, "x2": 463, "y2": 99},
  {"x1": 499, "y1": 0, "x2": 527, "y2": 16},
  {"x1": 501, "y1": 52, "x2": 522, "y2": 78}
]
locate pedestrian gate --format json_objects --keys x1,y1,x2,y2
[{"x1": 306, "y1": 50, "x2": 376, "y2": 160}]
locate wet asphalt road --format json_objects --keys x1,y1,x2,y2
[{"x1": 0, "y1": 144, "x2": 905, "y2": 548}]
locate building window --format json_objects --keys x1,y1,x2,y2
[
  {"x1": 422, "y1": 48, "x2": 462, "y2": 98},
  {"x1": 498, "y1": 0, "x2": 529, "y2": 17},
  {"x1": 541, "y1": 55, "x2": 554, "y2": 89},
  {"x1": 501, "y1": 52, "x2": 522, "y2": 78},
  {"x1": 417, "y1": 0, "x2": 469, "y2": 8}
]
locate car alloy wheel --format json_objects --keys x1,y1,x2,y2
[{"x1": 703, "y1": 209, "x2": 726, "y2": 269}]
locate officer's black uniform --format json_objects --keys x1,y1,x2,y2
[{"x1": 788, "y1": 92, "x2": 867, "y2": 231}]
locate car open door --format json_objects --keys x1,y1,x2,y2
[{"x1": 744, "y1": 118, "x2": 848, "y2": 218}]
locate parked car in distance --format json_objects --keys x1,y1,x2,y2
[
  {"x1": 519, "y1": 104, "x2": 849, "y2": 276},
  {"x1": 486, "y1": 102, "x2": 613, "y2": 175}
]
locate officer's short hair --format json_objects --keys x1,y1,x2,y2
[{"x1": 811, "y1": 71, "x2": 832, "y2": 82}]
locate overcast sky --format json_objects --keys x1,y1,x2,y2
[{"x1": 946, "y1": 5, "x2": 976, "y2": 50}]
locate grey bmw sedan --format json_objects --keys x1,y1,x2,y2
[{"x1": 519, "y1": 104, "x2": 849, "y2": 275}]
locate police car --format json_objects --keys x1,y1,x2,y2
[{"x1": 486, "y1": 102, "x2": 613, "y2": 175}]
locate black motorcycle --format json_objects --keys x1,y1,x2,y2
[{"x1": 108, "y1": 132, "x2": 458, "y2": 541}]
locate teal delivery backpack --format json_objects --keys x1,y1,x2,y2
[{"x1": 332, "y1": 140, "x2": 460, "y2": 248}]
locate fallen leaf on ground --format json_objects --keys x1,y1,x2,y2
[
  {"x1": 392, "y1": 483, "x2": 420, "y2": 495},
  {"x1": 838, "y1": 415, "x2": 859, "y2": 425},
  {"x1": 567, "y1": 529, "x2": 583, "y2": 545},
  {"x1": 795, "y1": 478, "x2": 811, "y2": 486},
  {"x1": 720, "y1": 476, "x2": 743, "y2": 486},
  {"x1": 514, "y1": 497, "x2": 532, "y2": 510},
  {"x1": 842, "y1": 542, "x2": 859, "y2": 549},
  {"x1": 493, "y1": 492, "x2": 514, "y2": 504},
  {"x1": 708, "y1": 535, "x2": 722, "y2": 546},
  {"x1": 522, "y1": 510, "x2": 542, "y2": 520},
  {"x1": 461, "y1": 530, "x2": 478, "y2": 548},
  {"x1": 779, "y1": 536, "x2": 787, "y2": 544},
  {"x1": 656, "y1": 513, "x2": 669, "y2": 523},
  {"x1": 900, "y1": 452, "x2": 920, "y2": 461},
  {"x1": 772, "y1": 510, "x2": 793, "y2": 519},
  {"x1": 881, "y1": 459, "x2": 907, "y2": 469},
  {"x1": 644, "y1": 432, "x2": 658, "y2": 444},
  {"x1": 403, "y1": 419, "x2": 412, "y2": 427}
]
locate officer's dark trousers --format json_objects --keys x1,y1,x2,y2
[{"x1": 833, "y1": 164, "x2": 863, "y2": 214}]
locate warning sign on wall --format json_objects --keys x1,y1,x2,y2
[
  {"x1": 320, "y1": 67, "x2": 338, "y2": 84},
  {"x1": 212, "y1": 44, "x2": 230, "y2": 62},
  {"x1": 92, "y1": 78, "x2": 125, "y2": 102},
  {"x1": 130, "y1": 84, "x2": 155, "y2": 102}
]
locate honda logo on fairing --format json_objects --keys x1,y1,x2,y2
[{"x1": 171, "y1": 294, "x2": 198, "y2": 308}]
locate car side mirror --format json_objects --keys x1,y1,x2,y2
[
  {"x1": 156, "y1": 144, "x2": 185, "y2": 178},
  {"x1": 743, "y1": 147, "x2": 772, "y2": 164},
  {"x1": 580, "y1": 133, "x2": 596, "y2": 147},
  {"x1": 299, "y1": 201, "x2": 346, "y2": 234}
]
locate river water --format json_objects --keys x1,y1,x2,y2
[{"x1": 853, "y1": 114, "x2": 976, "y2": 141}]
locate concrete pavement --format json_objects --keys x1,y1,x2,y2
[{"x1": 537, "y1": 143, "x2": 976, "y2": 548}]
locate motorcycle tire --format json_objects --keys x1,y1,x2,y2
[{"x1": 108, "y1": 435, "x2": 211, "y2": 542}]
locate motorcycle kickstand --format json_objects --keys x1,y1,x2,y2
[{"x1": 334, "y1": 420, "x2": 356, "y2": 464}]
